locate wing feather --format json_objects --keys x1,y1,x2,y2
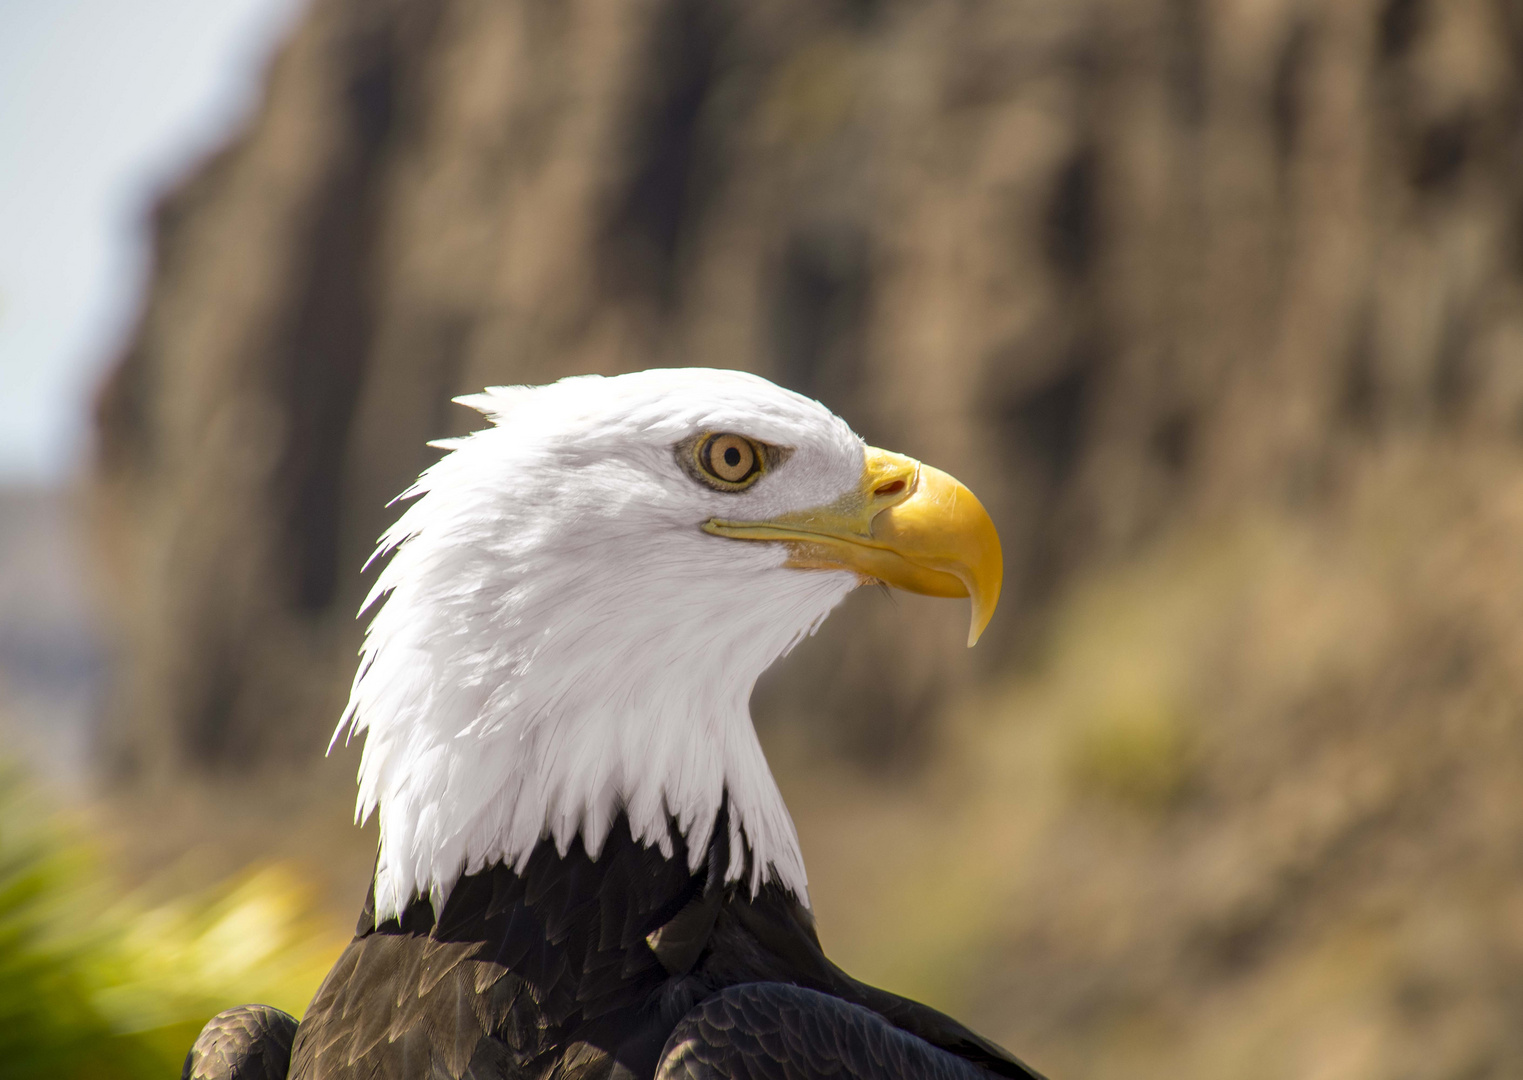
[
  {"x1": 656, "y1": 984, "x2": 1000, "y2": 1080},
  {"x1": 183, "y1": 1004, "x2": 298, "y2": 1080}
]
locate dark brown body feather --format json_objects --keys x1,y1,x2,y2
[
  {"x1": 657, "y1": 984, "x2": 994, "y2": 1079},
  {"x1": 202, "y1": 807, "x2": 1042, "y2": 1080},
  {"x1": 183, "y1": 1003, "x2": 299, "y2": 1080}
]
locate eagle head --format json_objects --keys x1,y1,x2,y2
[{"x1": 335, "y1": 368, "x2": 1001, "y2": 922}]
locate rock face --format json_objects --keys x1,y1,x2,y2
[{"x1": 93, "y1": 0, "x2": 1523, "y2": 1076}]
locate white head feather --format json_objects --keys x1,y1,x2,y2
[{"x1": 334, "y1": 368, "x2": 866, "y2": 923}]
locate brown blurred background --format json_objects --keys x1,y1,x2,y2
[{"x1": 8, "y1": 0, "x2": 1523, "y2": 1076}]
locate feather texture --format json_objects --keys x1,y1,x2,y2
[
  {"x1": 334, "y1": 370, "x2": 865, "y2": 922},
  {"x1": 285, "y1": 810, "x2": 1042, "y2": 1080},
  {"x1": 183, "y1": 1004, "x2": 298, "y2": 1080},
  {"x1": 656, "y1": 985, "x2": 998, "y2": 1080}
]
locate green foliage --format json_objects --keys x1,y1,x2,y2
[
  {"x1": 0, "y1": 778, "x2": 158, "y2": 1079},
  {"x1": 0, "y1": 770, "x2": 342, "y2": 1079}
]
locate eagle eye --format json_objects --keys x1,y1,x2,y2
[
  {"x1": 703, "y1": 434, "x2": 758, "y2": 483},
  {"x1": 679, "y1": 432, "x2": 787, "y2": 492}
]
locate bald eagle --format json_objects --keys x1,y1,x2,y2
[{"x1": 184, "y1": 369, "x2": 1042, "y2": 1080}]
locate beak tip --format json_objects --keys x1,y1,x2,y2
[{"x1": 966, "y1": 580, "x2": 999, "y2": 648}]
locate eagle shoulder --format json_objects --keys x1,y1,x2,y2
[{"x1": 288, "y1": 814, "x2": 715, "y2": 1080}]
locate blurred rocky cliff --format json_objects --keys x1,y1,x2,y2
[{"x1": 90, "y1": 0, "x2": 1523, "y2": 1076}]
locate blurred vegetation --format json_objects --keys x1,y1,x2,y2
[
  {"x1": 1068, "y1": 693, "x2": 1197, "y2": 813},
  {"x1": 0, "y1": 767, "x2": 342, "y2": 1079}
]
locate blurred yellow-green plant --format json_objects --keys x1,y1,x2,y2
[{"x1": 0, "y1": 768, "x2": 344, "y2": 1079}]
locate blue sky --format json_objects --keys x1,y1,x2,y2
[{"x1": 0, "y1": 0, "x2": 302, "y2": 483}]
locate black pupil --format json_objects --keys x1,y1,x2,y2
[{"x1": 724, "y1": 446, "x2": 742, "y2": 468}]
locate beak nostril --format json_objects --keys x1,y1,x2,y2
[{"x1": 874, "y1": 480, "x2": 906, "y2": 498}]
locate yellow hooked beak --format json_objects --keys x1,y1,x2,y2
[{"x1": 703, "y1": 448, "x2": 1003, "y2": 646}]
